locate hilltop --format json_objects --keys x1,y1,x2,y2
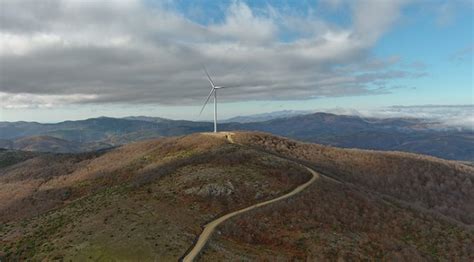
[{"x1": 0, "y1": 132, "x2": 473, "y2": 260}]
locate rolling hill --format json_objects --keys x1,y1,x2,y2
[
  {"x1": 0, "y1": 132, "x2": 472, "y2": 261},
  {"x1": 222, "y1": 110, "x2": 311, "y2": 123},
  {"x1": 231, "y1": 113, "x2": 474, "y2": 161},
  {"x1": 0, "y1": 136, "x2": 112, "y2": 153},
  {"x1": 0, "y1": 112, "x2": 473, "y2": 161}
]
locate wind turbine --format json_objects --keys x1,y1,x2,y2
[{"x1": 199, "y1": 67, "x2": 227, "y2": 133}]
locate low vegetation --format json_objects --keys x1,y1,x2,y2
[
  {"x1": 1, "y1": 132, "x2": 472, "y2": 260},
  {"x1": 233, "y1": 132, "x2": 474, "y2": 226},
  {"x1": 0, "y1": 134, "x2": 309, "y2": 260},
  {"x1": 0, "y1": 149, "x2": 38, "y2": 169},
  {"x1": 202, "y1": 178, "x2": 473, "y2": 261}
]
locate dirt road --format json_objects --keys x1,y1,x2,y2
[{"x1": 181, "y1": 132, "x2": 319, "y2": 262}]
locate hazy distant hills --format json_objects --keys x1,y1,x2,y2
[
  {"x1": 123, "y1": 116, "x2": 169, "y2": 123},
  {"x1": 231, "y1": 113, "x2": 474, "y2": 161},
  {"x1": 222, "y1": 110, "x2": 311, "y2": 123},
  {"x1": 0, "y1": 136, "x2": 112, "y2": 154},
  {"x1": 0, "y1": 117, "x2": 160, "y2": 142},
  {"x1": 0, "y1": 136, "x2": 82, "y2": 153},
  {"x1": 1, "y1": 132, "x2": 472, "y2": 260},
  {"x1": 0, "y1": 112, "x2": 472, "y2": 161},
  {"x1": 0, "y1": 117, "x2": 208, "y2": 144}
]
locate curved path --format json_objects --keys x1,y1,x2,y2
[{"x1": 182, "y1": 133, "x2": 319, "y2": 262}]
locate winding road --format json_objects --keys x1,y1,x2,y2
[{"x1": 181, "y1": 132, "x2": 320, "y2": 262}]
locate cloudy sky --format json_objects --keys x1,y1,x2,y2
[{"x1": 0, "y1": 0, "x2": 472, "y2": 122}]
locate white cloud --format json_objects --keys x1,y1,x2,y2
[
  {"x1": 352, "y1": 0, "x2": 408, "y2": 44},
  {"x1": 0, "y1": 33, "x2": 62, "y2": 55},
  {"x1": 324, "y1": 105, "x2": 474, "y2": 130},
  {"x1": 209, "y1": 1, "x2": 277, "y2": 44},
  {"x1": 0, "y1": 0, "x2": 420, "y2": 106},
  {"x1": 0, "y1": 92, "x2": 98, "y2": 109}
]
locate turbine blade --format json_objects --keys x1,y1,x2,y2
[
  {"x1": 202, "y1": 66, "x2": 215, "y2": 88},
  {"x1": 199, "y1": 88, "x2": 215, "y2": 115}
]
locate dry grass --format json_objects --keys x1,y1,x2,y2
[
  {"x1": 1, "y1": 131, "x2": 472, "y2": 260},
  {"x1": 0, "y1": 133, "x2": 310, "y2": 260},
  {"x1": 233, "y1": 132, "x2": 474, "y2": 225},
  {"x1": 202, "y1": 178, "x2": 473, "y2": 261}
]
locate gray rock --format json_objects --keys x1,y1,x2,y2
[{"x1": 185, "y1": 181, "x2": 235, "y2": 197}]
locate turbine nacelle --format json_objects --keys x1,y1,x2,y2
[{"x1": 199, "y1": 66, "x2": 228, "y2": 133}]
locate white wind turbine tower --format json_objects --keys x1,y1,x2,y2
[{"x1": 199, "y1": 67, "x2": 228, "y2": 133}]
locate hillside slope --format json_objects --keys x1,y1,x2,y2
[
  {"x1": 0, "y1": 136, "x2": 113, "y2": 154},
  {"x1": 198, "y1": 132, "x2": 474, "y2": 261},
  {"x1": 1, "y1": 132, "x2": 473, "y2": 261},
  {"x1": 0, "y1": 133, "x2": 309, "y2": 260},
  {"x1": 233, "y1": 132, "x2": 474, "y2": 225}
]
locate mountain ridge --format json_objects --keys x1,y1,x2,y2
[{"x1": 1, "y1": 112, "x2": 472, "y2": 161}]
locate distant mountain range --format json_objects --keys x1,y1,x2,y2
[
  {"x1": 0, "y1": 112, "x2": 472, "y2": 161},
  {"x1": 0, "y1": 136, "x2": 111, "y2": 154},
  {"x1": 222, "y1": 110, "x2": 311, "y2": 123}
]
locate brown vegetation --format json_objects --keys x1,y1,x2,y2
[
  {"x1": 0, "y1": 133, "x2": 309, "y2": 260},
  {"x1": 1, "y1": 131, "x2": 473, "y2": 261},
  {"x1": 233, "y1": 132, "x2": 474, "y2": 226},
  {"x1": 202, "y1": 178, "x2": 473, "y2": 261}
]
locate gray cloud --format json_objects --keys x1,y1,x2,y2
[{"x1": 0, "y1": 0, "x2": 424, "y2": 108}]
